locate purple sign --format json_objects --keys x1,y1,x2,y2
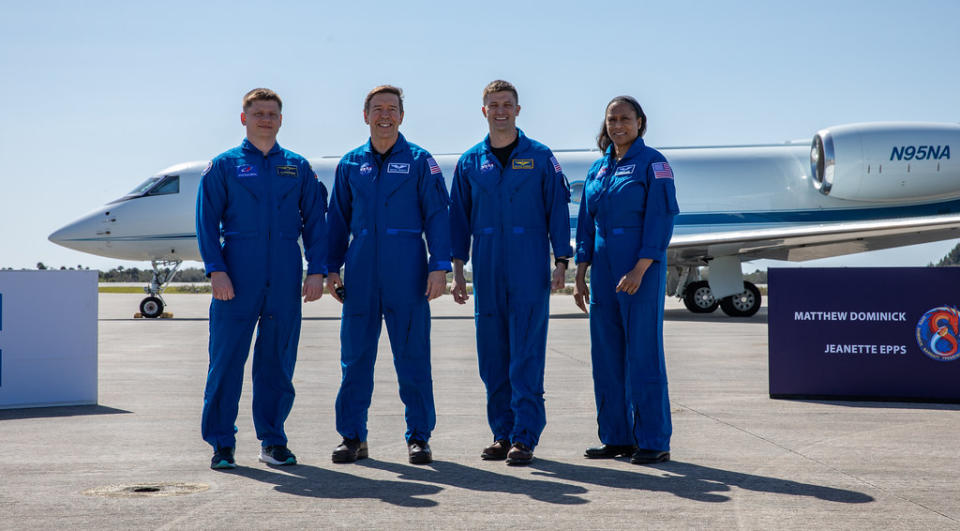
[{"x1": 768, "y1": 267, "x2": 960, "y2": 402}]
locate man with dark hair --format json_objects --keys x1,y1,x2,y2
[
  {"x1": 326, "y1": 85, "x2": 451, "y2": 465},
  {"x1": 450, "y1": 80, "x2": 572, "y2": 465},
  {"x1": 197, "y1": 88, "x2": 328, "y2": 469}
]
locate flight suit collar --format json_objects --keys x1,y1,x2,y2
[
  {"x1": 241, "y1": 138, "x2": 283, "y2": 156},
  {"x1": 481, "y1": 128, "x2": 532, "y2": 161},
  {"x1": 604, "y1": 137, "x2": 646, "y2": 165},
  {"x1": 362, "y1": 133, "x2": 409, "y2": 158}
]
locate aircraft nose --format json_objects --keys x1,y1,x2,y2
[{"x1": 49, "y1": 211, "x2": 104, "y2": 252}]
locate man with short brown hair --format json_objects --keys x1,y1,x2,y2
[
  {"x1": 326, "y1": 85, "x2": 451, "y2": 465},
  {"x1": 450, "y1": 80, "x2": 572, "y2": 465}
]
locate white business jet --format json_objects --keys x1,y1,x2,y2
[{"x1": 49, "y1": 122, "x2": 960, "y2": 318}]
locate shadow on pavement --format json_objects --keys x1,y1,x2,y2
[
  {"x1": 358, "y1": 459, "x2": 589, "y2": 505},
  {"x1": 231, "y1": 463, "x2": 443, "y2": 507},
  {"x1": 0, "y1": 404, "x2": 131, "y2": 420},
  {"x1": 528, "y1": 459, "x2": 874, "y2": 504}
]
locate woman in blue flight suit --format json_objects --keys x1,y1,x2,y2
[{"x1": 573, "y1": 96, "x2": 679, "y2": 464}]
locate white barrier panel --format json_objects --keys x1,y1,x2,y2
[{"x1": 0, "y1": 271, "x2": 98, "y2": 408}]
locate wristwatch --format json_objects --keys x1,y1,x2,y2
[{"x1": 554, "y1": 257, "x2": 569, "y2": 267}]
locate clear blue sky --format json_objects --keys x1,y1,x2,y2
[{"x1": 2, "y1": 1, "x2": 958, "y2": 271}]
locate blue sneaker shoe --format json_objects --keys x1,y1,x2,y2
[
  {"x1": 259, "y1": 445, "x2": 297, "y2": 465},
  {"x1": 210, "y1": 446, "x2": 236, "y2": 470}
]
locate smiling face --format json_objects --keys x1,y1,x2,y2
[
  {"x1": 605, "y1": 101, "x2": 643, "y2": 154},
  {"x1": 482, "y1": 90, "x2": 520, "y2": 135},
  {"x1": 363, "y1": 92, "x2": 404, "y2": 144},
  {"x1": 241, "y1": 99, "x2": 282, "y2": 145}
]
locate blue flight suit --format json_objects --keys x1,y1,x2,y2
[
  {"x1": 575, "y1": 138, "x2": 679, "y2": 451},
  {"x1": 327, "y1": 133, "x2": 451, "y2": 444},
  {"x1": 196, "y1": 139, "x2": 328, "y2": 450},
  {"x1": 449, "y1": 129, "x2": 572, "y2": 448}
]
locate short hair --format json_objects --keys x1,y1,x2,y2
[
  {"x1": 482, "y1": 80, "x2": 518, "y2": 105},
  {"x1": 364, "y1": 85, "x2": 404, "y2": 113},
  {"x1": 597, "y1": 95, "x2": 647, "y2": 152},
  {"x1": 242, "y1": 88, "x2": 282, "y2": 112}
]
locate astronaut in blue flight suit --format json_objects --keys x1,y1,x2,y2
[
  {"x1": 449, "y1": 80, "x2": 572, "y2": 466},
  {"x1": 574, "y1": 96, "x2": 679, "y2": 465},
  {"x1": 326, "y1": 85, "x2": 451, "y2": 466},
  {"x1": 196, "y1": 88, "x2": 328, "y2": 470}
]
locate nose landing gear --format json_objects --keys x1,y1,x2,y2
[{"x1": 138, "y1": 259, "x2": 182, "y2": 318}]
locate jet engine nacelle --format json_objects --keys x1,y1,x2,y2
[{"x1": 810, "y1": 122, "x2": 959, "y2": 202}]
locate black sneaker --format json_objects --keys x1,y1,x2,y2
[
  {"x1": 407, "y1": 440, "x2": 433, "y2": 465},
  {"x1": 332, "y1": 438, "x2": 368, "y2": 463},
  {"x1": 259, "y1": 445, "x2": 297, "y2": 466},
  {"x1": 210, "y1": 446, "x2": 236, "y2": 470}
]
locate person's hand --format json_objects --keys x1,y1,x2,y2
[
  {"x1": 426, "y1": 270, "x2": 446, "y2": 301},
  {"x1": 326, "y1": 272, "x2": 344, "y2": 304},
  {"x1": 573, "y1": 262, "x2": 589, "y2": 314},
  {"x1": 210, "y1": 271, "x2": 235, "y2": 301},
  {"x1": 551, "y1": 262, "x2": 567, "y2": 291},
  {"x1": 302, "y1": 274, "x2": 325, "y2": 302},
  {"x1": 616, "y1": 259, "x2": 652, "y2": 295},
  {"x1": 450, "y1": 272, "x2": 469, "y2": 304}
]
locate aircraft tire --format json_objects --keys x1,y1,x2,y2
[
  {"x1": 140, "y1": 296, "x2": 164, "y2": 319},
  {"x1": 683, "y1": 280, "x2": 719, "y2": 313},
  {"x1": 719, "y1": 282, "x2": 761, "y2": 317}
]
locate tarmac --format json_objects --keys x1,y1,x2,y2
[{"x1": 1, "y1": 292, "x2": 958, "y2": 530}]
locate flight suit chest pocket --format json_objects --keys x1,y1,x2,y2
[
  {"x1": 610, "y1": 178, "x2": 647, "y2": 219},
  {"x1": 467, "y1": 168, "x2": 498, "y2": 194}
]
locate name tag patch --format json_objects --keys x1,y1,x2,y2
[
  {"x1": 236, "y1": 164, "x2": 258, "y2": 178},
  {"x1": 387, "y1": 162, "x2": 410, "y2": 174},
  {"x1": 276, "y1": 165, "x2": 298, "y2": 177},
  {"x1": 512, "y1": 158, "x2": 534, "y2": 170},
  {"x1": 614, "y1": 164, "x2": 635, "y2": 176}
]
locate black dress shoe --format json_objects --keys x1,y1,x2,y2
[
  {"x1": 332, "y1": 438, "x2": 368, "y2": 463},
  {"x1": 505, "y1": 442, "x2": 534, "y2": 466},
  {"x1": 584, "y1": 444, "x2": 637, "y2": 459},
  {"x1": 408, "y1": 440, "x2": 433, "y2": 464},
  {"x1": 630, "y1": 448, "x2": 670, "y2": 464},
  {"x1": 481, "y1": 439, "x2": 510, "y2": 460}
]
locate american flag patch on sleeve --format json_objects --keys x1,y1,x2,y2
[
  {"x1": 652, "y1": 161, "x2": 674, "y2": 179},
  {"x1": 550, "y1": 155, "x2": 563, "y2": 174},
  {"x1": 427, "y1": 157, "x2": 442, "y2": 175}
]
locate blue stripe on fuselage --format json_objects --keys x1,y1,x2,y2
[{"x1": 674, "y1": 198, "x2": 960, "y2": 226}]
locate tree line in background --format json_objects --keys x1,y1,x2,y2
[{"x1": 8, "y1": 240, "x2": 960, "y2": 282}]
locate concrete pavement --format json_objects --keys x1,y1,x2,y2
[{"x1": 0, "y1": 293, "x2": 957, "y2": 529}]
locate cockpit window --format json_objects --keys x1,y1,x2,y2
[
  {"x1": 127, "y1": 176, "x2": 163, "y2": 196},
  {"x1": 146, "y1": 175, "x2": 179, "y2": 196},
  {"x1": 110, "y1": 175, "x2": 180, "y2": 203}
]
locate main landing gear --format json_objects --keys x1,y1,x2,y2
[
  {"x1": 139, "y1": 259, "x2": 183, "y2": 318},
  {"x1": 682, "y1": 280, "x2": 762, "y2": 317}
]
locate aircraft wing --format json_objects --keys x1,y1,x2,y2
[{"x1": 669, "y1": 213, "x2": 960, "y2": 265}]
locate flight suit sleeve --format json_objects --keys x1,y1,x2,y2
[
  {"x1": 543, "y1": 151, "x2": 573, "y2": 259},
  {"x1": 574, "y1": 169, "x2": 596, "y2": 265},
  {"x1": 326, "y1": 160, "x2": 352, "y2": 273},
  {"x1": 448, "y1": 158, "x2": 472, "y2": 263},
  {"x1": 637, "y1": 157, "x2": 679, "y2": 261},
  {"x1": 299, "y1": 161, "x2": 329, "y2": 276},
  {"x1": 196, "y1": 159, "x2": 228, "y2": 276},
  {"x1": 421, "y1": 156, "x2": 453, "y2": 272}
]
